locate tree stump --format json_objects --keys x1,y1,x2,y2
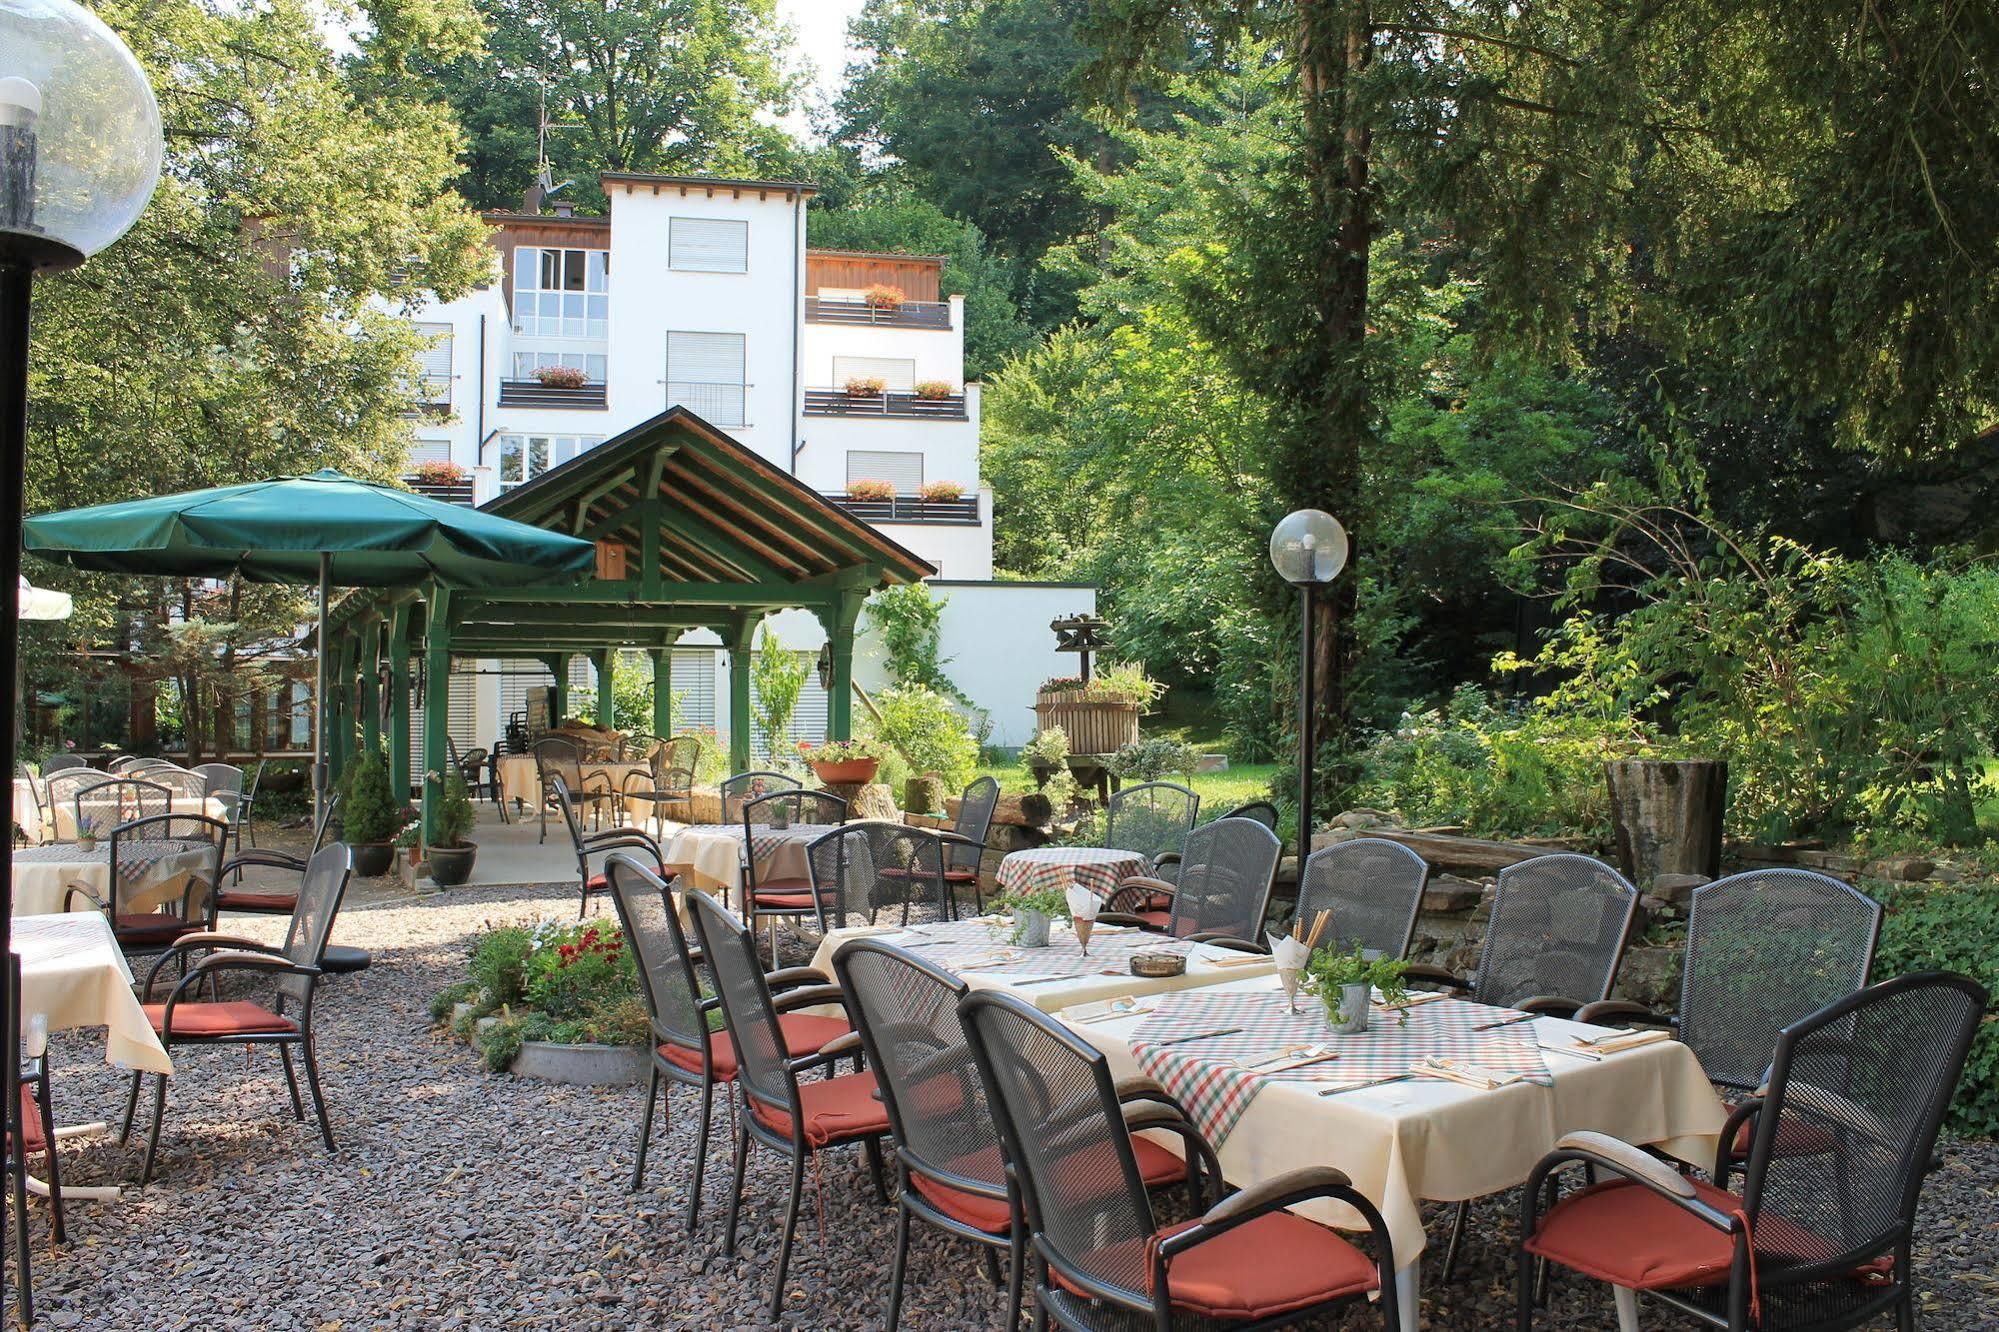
[
  {"x1": 1605, "y1": 759, "x2": 1728, "y2": 884},
  {"x1": 818, "y1": 780, "x2": 898, "y2": 821}
]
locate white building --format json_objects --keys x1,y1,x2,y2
[{"x1": 395, "y1": 173, "x2": 1092, "y2": 757}]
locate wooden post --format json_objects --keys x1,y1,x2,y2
[
  {"x1": 358, "y1": 617, "x2": 382, "y2": 761},
  {"x1": 649, "y1": 646, "x2": 672, "y2": 737},
  {"x1": 421, "y1": 587, "x2": 454, "y2": 846},
  {"x1": 388, "y1": 602, "x2": 412, "y2": 801},
  {"x1": 594, "y1": 647, "x2": 616, "y2": 729},
  {"x1": 726, "y1": 615, "x2": 755, "y2": 774},
  {"x1": 821, "y1": 591, "x2": 864, "y2": 742},
  {"x1": 1605, "y1": 759, "x2": 1729, "y2": 884}
]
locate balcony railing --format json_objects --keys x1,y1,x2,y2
[
  {"x1": 804, "y1": 388, "x2": 968, "y2": 420},
  {"x1": 406, "y1": 477, "x2": 475, "y2": 506},
  {"x1": 498, "y1": 378, "x2": 609, "y2": 410},
  {"x1": 828, "y1": 494, "x2": 980, "y2": 525},
  {"x1": 805, "y1": 296, "x2": 951, "y2": 329}
]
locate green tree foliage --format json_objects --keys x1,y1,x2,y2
[
  {"x1": 861, "y1": 583, "x2": 970, "y2": 705},
  {"x1": 421, "y1": 0, "x2": 798, "y2": 210},
  {"x1": 23, "y1": 0, "x2": 490, "y2": 758},
  {"x1": 807, "y1": 186, "x2": 1034, "y2": 378},
  {"x1": 342, "y1": 749, "x2": 402, "y2": 844},
  {"x1": 750, "y1": 624, "x2": 810, "y2": 764}
]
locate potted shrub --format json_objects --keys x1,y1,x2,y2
[
  {"x1": 844, "y1": 375, "x2": 888, "y2": 399},
  {"x1": 917, "y1": 479, "x2": 965, "y2": 503},
  {"x1": 847, "y1": 477, "x2": 896, "y2": 502},
  {"x1": 532, "y1": 364, "x2": 590, "y2": 389},
  {"x1": 426, "y1": 770, "x2": 480, "y2": 887},
  {"x1": 989, "y1": 888, "x2": 1071, "y2": 948},
  {"x1": 435, "y1": 920, "x2": 658, "y2": 1085},
  {"x1": 913, "y1": 380, "x2": 954, "y2": 401},
  {"x1": 798, "y1": 738, "x2": 882, "y2": 786},
  {"x1": 1304, "y1": 945, "x2": 1410, "y2": 1035},
  {"x1": 412, "y1": 459, "x2": 467, "y2": 487},
  {"x1": 862, "y1": 283, "x2": 906, "y2": 310},
  {"x1": 341, "y1": 749, "x2": 400, "y2": 876},
  {"x1": 1033, "y1": 662, "x2": 1163, "y2": 757}
]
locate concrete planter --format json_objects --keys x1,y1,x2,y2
[{"x1": 509, "y1": 1040, "x2": 648, "y2": 1086}]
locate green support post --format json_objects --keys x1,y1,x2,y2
[
  {"x1": 649, "y1": 646, "x2": 672, "y2": 738},
  {"x1": 821, "y1": 592, "x2": 865, "y2": 742},
  {"x1": 388, "y1": 602, "x2": 412, "y2": 801},
  {"x1": 358, "y1": 617, "x2": 382, "y2": 761},
  {"x1": 325, "y1": 637, "x2": 350, "y2": 793},
  {"x1": 421, "y1": 587, "x2": 454, "y2": 846},
  {"x1": 595, "y1": 647, "x2": 616, "y2": 729},
  {"x1": 727, "y1": 616, "x2": 755, "y2": 774},
  {"x1": 545, "y1": 653, "x2": 570, "y2": 721}
]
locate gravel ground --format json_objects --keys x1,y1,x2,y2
[{"x1": 7, "y1": 877, "x2": 1995, "y2": 1330}]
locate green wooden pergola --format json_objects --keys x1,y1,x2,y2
[{"x1": 319, "y1": 407, "x2": 934, "y2": 842}]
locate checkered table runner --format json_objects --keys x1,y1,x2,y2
[
  {"x1": 675, "y1": 823, "x2": 839, "y2": 865},
  {"x1": 885, "y1": 918, "x2": 1194, "y2": 980},
  {"x1": 994, "y1": 847, "x2": 1152, "y2": 899},
  {"x1": 16, "y1": 839, "x2": 211, "y2": 882},
  {"x1": 1128, "y1": 992, "x2": 1554, "y2": 1146}
]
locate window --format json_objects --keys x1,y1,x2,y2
[
  {"x1": 407, "y1": 437, "x2": 451, "y2": 466},
  {"x1": 665, "y1": 332, "x2": 747, "y2": 427},
  {"x1": 669, "y1": 218, "x2": 749, "y2": 273},
  {"x1": 512, "y1": 247, "x2": 609, "y2": 338},
  {"x1": 498, "y1": 434, "x2": 604, "y2": 488},
  {"x1": 415, "y1": 322, "x2": 452, "y2": 404},
  {"x1": 510, "y1": 349, "x2": 607, "y2": 383},
  {"x1": 832, "y1": 356, "x2": 917, "y2": 392},
  {"x1": 846, "y1": 450, "x2": 924, "y2": 493}
]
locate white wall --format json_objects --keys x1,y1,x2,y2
[
  {"x1": 794, "y1": 387, "x2": 982, "y2": 497},
  {"x1": 799, "y1": 297, "x2": 966, "y2": 390}
]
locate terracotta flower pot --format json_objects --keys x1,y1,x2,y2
[{"x1": 811, "y1": 758, "x2": 880, "y2": 785}]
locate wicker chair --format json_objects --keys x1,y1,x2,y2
[
  {"x1": 719, "y1": 769, "x2": 798, "y2": 823},
  {"x1": 1519, "y1": 971, "x2": 1988, "y2": 1332},
  {"x1": 687, "y1": 891, "x2": 881, "y2": 1320},
  {"x1": 553, "y1": 776, "x2": 665, "y2": 918},
  {"x1": 959, "y1": 988, "x2": 1400, "y2": 1331},
  {"x1": 215, "y1": 793, "x2": 339, "y2": 916},
  {"x1": 1101, "y1": 816, "x2": 1282, "y2": 951},
  {"x1": 1407, "y1": 851, "x2": 1640, "y2": 1280},
  {"x1": 124, "y1": 843, "x2": 354, "y2": 1184},
  {"x1": 531, "y1": 735, "x2": 614, "y2": 843},
  {"x1": 621, "y1": 734, "x2": 702, "y2": 834},
  {"x1": 1293, "y1": 838, "x2": 1432, "y2": 959},
  {"x1": 63, "y1": 813, "x2": 227, "y2": 961},
  {"x1": 834, "y1": 939, "x2": 1201, "y2": 1330},
  {"x1": 603, "y1": 854, "x2": 848, "y2": 1230}
]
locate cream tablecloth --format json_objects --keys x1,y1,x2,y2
[
  {"x1": 11, "y1": 840, "x2": 218, "y2": 917},
  {"x1": 13, "y1": 778, "x2": 225, "y2": 844},
  {"x1": 1069, "y1": 973, "x2": 1726, "y2": 1284},
  {"x1": 495, "y1": 755, "x2": 648, "y2": 809},
  {"x1": 13, "y1": 913, "x2": 173, "y2": 1073},
  {"x1": 667, "y1": 823, "x2": 840, "y2": 898}
]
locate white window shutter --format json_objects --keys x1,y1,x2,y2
[
  {"x1": 846, "y1": 450, "x2": 925, "y2": 492},
  {"x1": 669, "y1": 218, "x2": 749, "y2": 273},
  {"x1": 832, "y1": 356, "x2": 917, "y2": 392},
  {"x1": 666, "y1": 332, "x2": 747, "y2": 426},
  {"x1": 416, "y1": 323, "x2": 453, "y2": 379}
]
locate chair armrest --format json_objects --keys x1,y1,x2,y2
[
  {"x1": 1555, "y1": 1132, "x2": 1697, "y2": 1199},
  {"x1": 1186, "y1": 933, "x2": 1264, "y2": 953},
  {"x1": 764, "y1": 966, "x2": 832, "y2": 992},
  {"x1": 1093, "y1": 911, "x2": 1153, "y2": 929},
  {"x1": 817, "y1": 1031, "x2": 863, "y2": 1060},
  {"x1": 1516, "y1": 995, "x2": 1586, "y2": 1019},
  {"x1": 219, "y1": 849, "x2": 305, "y2": 877},
  {"x1": 1197, "y1": 1166, "x2": 1352, "y2": 1229},
  {"x1": 1114, "y1": 1076, "x2": 1173, "y2": 1105},
  {"x1": 141, "y1": 935, "x2": 286, "y2": 996},
  {"x1": 1122, "y1": 1102, "x2": 1198, "y2": 1137},
  {"x1": 1116, "y1": 875, "x2": 1176, "y2": 896},
  {"x1": 1574, "y1": 999, "x2": 1677, "y2": 1030},
  {"x1": 61, "y1": 882, "x2": 108, "y2": 915},
  {"x1": 188, "y1": 950, "x2": 317, "y2": 980},
  {"x1": 772, "y1": 984, "x2": 849, "y2": 1014},
  {"x1": 1403, "y1": 963, "x2": 1470, "y2": 991}
]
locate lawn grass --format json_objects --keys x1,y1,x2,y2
[{"x1": 973, "y1": 760, "x2": 1281, "y2": 814}]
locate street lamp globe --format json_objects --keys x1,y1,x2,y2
[
  {"x1": 1, "y1": 0, "x2": 163, "y2": 271},
  {"x1": 1268, "y1": 508, "x2": 1349, "y2": 586}
]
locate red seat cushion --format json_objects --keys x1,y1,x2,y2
[
  {"x1": 657, "y1": 1012, "x2": 851, "y2": 1082},
  {"x1": 1132, "y1": 910, "x2": 1171, "y2": 931},
  {"x1": 943, "y1": 868, "x2": 978, "y2": 884},
  {"x1": 1526, "y1": 1177, "x2": 1746, "y2": 1291},
  {"x1": 13, "y1": 1086, "x2": 46, "y2": 1155},
  {"x1": 754, "y1": 888, "x2": 836, "y2": 911},
  {"x1": 1731, "y1": 1111, "x2": 1839, "y2": 1160},
  {"x1": 114, "y1": 914, "x2": 199, "y2": 944},
  {"x1": 908, "y1": 1136, "x2": 1188, "y2": 1235},
  {"x1": 215, "y1": 890, "x2": 296, "y2": 913},
  {"x1": 750, "y1": 1071, "x2": 890, "y2": 1147},
  {"x1": 141, "y1": 999, "x2": 299, "y2": 1038},
  {"x1": 1053, "y1": 1210, "x2": 1378, "y2": 1321}
]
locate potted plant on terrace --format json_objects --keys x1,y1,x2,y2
[
  {"x1": 532, "y1": 364, "x2": 589, "y2": 389},
  {"x1": 341, "y1": 749, "x2": 400, "y2": 876},
  {"x1": 1033, "y1": 661, "x2": 1163, "y2": 757},
  {"x1": 862, "y1": 283, "x2": 906, "y2": 310},
  {"x1": 798, "y1": 738, "x2": 882, "y2": 786},
  {"x1": 913, "y1": 380, "x2": 954, "y2": 401},
  {"x1": 844, "y1": 375, "x2": 888, "y2": 399},
  {"x1": 989, "y1": 887, "x2": 1071, "y2": 948},
  {"x1": 847, "y1": 477, "x2": 896, "y2": 502},
  {"x1": 426, "y1": 769, "x2": 479, "y2": 887},
  {"x1": 1304, "y1": 945, "x2": 1410, "y2": 1035},
  {"x1": 917, "y1": 479, "x2": 964, "y2": 503}
]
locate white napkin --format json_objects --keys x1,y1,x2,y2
[
  {"x1": 1267, "y1": 933, "x2": 1311, "y2": 970},
  {"x1": 1410, "y1": 1057, "x2": 1527, "y2": 1090},
  {"x1": 1066, "y1": 883, "x2": 1099, "y2": 922}
]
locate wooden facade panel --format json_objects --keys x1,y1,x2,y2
[
  {"x1": 485, "y1": 216, "x2": 613, "y2": 307},
  {"x1": 805, "y1": 251, "x2": 943, "y2": 302}
]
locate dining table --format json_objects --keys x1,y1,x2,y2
[
  {"x1": 1060, "y1": 973, "x2": 1728, "y2": 1332},
  {"x1": 11, "y1": 838, "x2": 220, "y2": 917},
  {"x1": 993, "y1": 846, "x2": 1152, "y2": 900},
  {"x1": 666, "y1": 822, "x2": 843, "y2": 898},
  {"x1": 12, "y1": 776, "x2": 227, "y2": 845},
  {"x1": 493, "y1": 755, "x2": 650, "y2": 811}
]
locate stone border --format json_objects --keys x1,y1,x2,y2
[{"x1": 509, "y1": 1040, "x2": 649, "y2": 1086}]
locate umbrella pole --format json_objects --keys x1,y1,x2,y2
[{"x1": 314, "y1": 552, "x2": 330, "y2": 824}]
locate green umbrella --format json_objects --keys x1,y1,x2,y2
[{"x1": 23, "y1": 469, "x2": 596, "y2": 815}]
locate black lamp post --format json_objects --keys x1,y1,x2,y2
[
  {"x1": 1268, "y1": 509, "x2": 1349, "y2": 861},
  {"x1": 1, "y1": 0, "x2": 164, "y2": 1164}
]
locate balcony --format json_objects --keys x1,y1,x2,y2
[
  {"x1": 805, "y1": 296, "x2": 951, "y2": 330},
  {"x1": 498, "y1": 378, "x2": 608, "y2": 410},
  {"x1": 406, "y1": 476, "x2": 474, "y2": 506},
  {"x1": 804, "y1": 388, "x2": 968, "y2": 421},
  {"x1": 827, "y1": 493, "x2": 980, "y2": 525}
]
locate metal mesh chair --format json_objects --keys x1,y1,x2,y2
[
  {"x1": 719, "y1": 769, "x2": 798, "y2": 823},
  {"x1": 191, "y1": 762, "x2": 245, "y2": 838},
  {"x1": 124, "y1": 758, "x2": 183, "y2": 779},
  {"x1": 125, "y1": 843, "x2": 354, "y2": 1183},
  {"x1": 739, "y1": 787, "x2": 848, "y2": 918},
  {"x1": 15, "y1": 762, "x2": 48, "y2": 844},
  {"x1": 235, "y1": 760, "x2": 265, "y2": 849},
  {"x1": 532, "y1": 735, "x2": 614, "y2": 843},
  {"x1": 940, "y1": 776, "x2": 1000, "y2": 910},
  {"x1": 686, "y1": 891, "x2": 881, "y2": 1320},
  {"x1": 553, "y1": 776, "x2": 663, "y2": 918},
  {"x1": 1294, "y1": 837, "x2": 1432, "y2": 960},
  {"x1": 1580, "y1": 868, "x2": 1882, "y2": 1096},
  {"x1": 66, "y1": 776, "x2": 170, "y2": 841},
  {"x1": 1104, "y1": 781, "x2": 1200, "y2": 868},
  {"x1": 959, "y1": 988, "x2": 1400, "y2": 1330},
  {"x1": 1219, "y1": 800, "x2": 1280, "y2": 830},
  {"x1": 1521, "y1": 971, "x2": 1988, "y2": 1332},
  {"x1": 807, "y1": 822, "x2": 954, "y2": 934},
  {"x1": 63, "y1": 813, "x2": 227, "y2": 959},
  {"x1": 41, "y1": 754, "x2": 88, "y2": 774},
  {"x1": 216, "y1": 792, "x2": 339, "y2": 916},
  {"x1": 1102, "y1": 816, "x2": 1281, "y2": 950},
  {"x1": 7, "y1": 949, "x2": 65, "y2": 1300},
  {"x1": 147, "y1": 767, "x2": 210, "y2": 804},
  {"x1": 446, "y1": 735, "x2": 503, "y2": 823},
  {"x1": 104, "y1": 755, "x2": 142, "y2": 774},
  {"x1": 622, "y1": 734, "x2": 702, "y2": 833}
]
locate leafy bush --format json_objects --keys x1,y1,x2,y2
[
  {"x1": 341, "y1": 748, "x2": 400, "y2": 843},
  {"x1": 864, "y1": 582, "x2": 970, "y2": 704},
  {"x1": 865, "y1": 684, "x2": 979, "y2": 791},
  {"x1": 1022, "y1": 726, "x2": 1070, "y2": 768},
  {"x1": 1110, "y1": 738, "x2": 1200, "y2": 782},
  {"x1": 1037, "y1": 661, "x2": 1163, "y2": 707},
  {"x1": 430, "y1": 769, "x2": 476, "y2": 848},
  {"x1": 453, "y1": 919, "x2": 653, "y2": 1072},
  {"x1": 468, "y1": 925, "x2": 534, "y2": 1008},
  {"x1": 522, "y1": 920, "x2": 637, "y2": 1022},
  {"x1": 751, "y1": 624, "x2": 810, "y2": 765},
  {"x1": 1872, "y1": 878, "x2": 1999, "y2": 1137},
  {"x1": 1344, "y1": 685, "x2": 1632, "y2": 841}
]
